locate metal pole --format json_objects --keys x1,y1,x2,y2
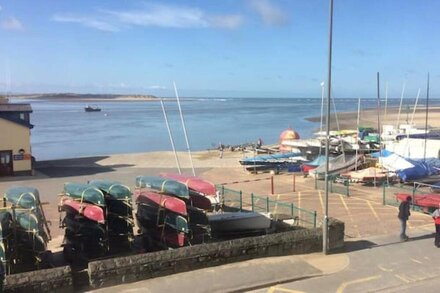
[
  {"x1": 376, "y1": 72, "x2": 381, "y2": 149},
  {"x1": 160, "y1": 99, "x2": 181, "y2": 174},
  {"x1": 320, "y1": 82, "x2": 325, "y2": 134},
  {"x1": 323, "y1": 0, "x2": 334, "y2": 255},
  {"x1": 173, "y1": 81, "x2": 196, "y2": 176},
  {"x1": 424, "y1": 73, "x2": 430, "y2": 161}
]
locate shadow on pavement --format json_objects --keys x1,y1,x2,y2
[
  {"x1": 34, "y1": 156, "x2": 135, "y2": 178},
  {"x1": 340, "y1": 233, "x2": 436, "y2": 253}
]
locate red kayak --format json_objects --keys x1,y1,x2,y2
[
  {"x1": 396, "y1": 193, "x2": 440, "y2": 208},
  {"x1": 134, "y1": 189, "x2": 187, "y2": 216},
  {"x1": 159, "y1": 173, "x2": 216, "y2": 196},
  {"x1": 60, "y1": 198, "x2": 105, "y2": 223}
]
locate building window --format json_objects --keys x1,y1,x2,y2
[{"x1": 20, "y1": 113, "x2": 25, "y2": 120}]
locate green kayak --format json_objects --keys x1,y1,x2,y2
[
  {"x1": 88, "y1": 179, "x2": 132, "y2": 200},
  {"x1": 63, "y1": 182, "x2": 105, "y2": 206},
  {"x1": 4, "y1": 187, "x2": 40, "y2": 209},
  {"x1": 135, "y1": 176, "x2": 190, "y2": 199}
]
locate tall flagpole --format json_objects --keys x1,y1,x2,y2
[
  {"x1": 173, "y1": 82, "x2": 196, "y2": 176},
  {"x1": 160, "y1": 99, "x2": 182, "y2": 174},
  {"x1": 323, "y1": 0, "x2": 334, "y2": 255}
]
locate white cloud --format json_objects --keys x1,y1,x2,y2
[
  {"x1": 248, "y1": 0, "x2": 288, "y2": 26},
  {"x1": 106, "y1": 3, "x2": 243, "y2": 30},
  {"x1": 52, "y1": 14, "x2": 120, "y2": 32},
  {"x1": 1, "y1": 16, "x2": 24, "y2": 31},
  {"x1": 210, "y1": 14, "x2": 244, "y2": 29},
  {"x1": 108, "y1": 4, "x2": 208, "y2": 28},
  {"x1": 148, "y1": 85, "x2": 166, "y2": 90}
]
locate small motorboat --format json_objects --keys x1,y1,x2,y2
[{"x1": 84, "y1": 105, "x2": 101, "y2": 112}]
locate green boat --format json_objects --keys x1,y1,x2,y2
[
  {"x1": 88, "y1": 180, "x2": 131, "y2": 200},
  {"x1": 4, "y1": 187, "x2": 41, "y2": 209},
  {"x1": 3, "y1": 187, "x2": 50, "y2": 242},
  {"x1": 63, "y1": 183, "x2": 105, "y2": 206},
  {"x1": 135, "y1": 176, "x2": 190, "y2": 199}
]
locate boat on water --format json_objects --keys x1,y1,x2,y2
[
  {"x1": 84, "y1": 105, "x2": 101, "y2": 112},
  {"x1": 309, "y1": 154, "x2": 364, "y2": 180},
  {"x1": 208, "y1": 211, "x2": 271, "y2": 235}
]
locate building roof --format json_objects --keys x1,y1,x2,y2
[{"x1": 0, "y1": 103, "x2": 32, "y2": 113}]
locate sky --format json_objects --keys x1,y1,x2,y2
[{"x1": 0, "y1": 0, "x2": 439, "y2": 98}]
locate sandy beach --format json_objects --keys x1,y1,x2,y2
[{"x1": 307, "y1": 106, "x2": 440, "y2": 130}]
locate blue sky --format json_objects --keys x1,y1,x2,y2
[{"x1": 0, "y1": 0, "x2": 439, "y2": 98}]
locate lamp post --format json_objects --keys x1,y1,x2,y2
[{"x1": 323, "y1": 0, "x2": 334, "y2": 255}]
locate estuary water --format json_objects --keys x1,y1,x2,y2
[{"x1": 10, "y1": 97, "x2": 429, "y2": 161}]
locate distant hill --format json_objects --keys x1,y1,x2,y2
[{"x1": 10, "y1": 93, "x2": 159, "y2": 101}]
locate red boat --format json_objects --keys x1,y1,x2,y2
[
  {"x1": 60, "y1": 197, "x2": 105, "y2": 223},
  {"x1": 135, "y1": 190, "x2": 187, "y2": 216},
  {"x1": 396, "y1": 193, "x2": 440, "y2": 210},
  {"x1": 159, "y1": 173, "x2": 216, "y2": 196}
]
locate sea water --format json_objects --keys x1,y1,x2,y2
[{"x1": 10, "y1": 97, "x2": 433, "y2": 161}]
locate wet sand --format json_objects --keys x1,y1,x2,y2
[{"x1": 306, "y1": 106, "x2": 440, "y2": 130}]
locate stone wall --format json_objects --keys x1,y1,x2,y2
[
  {"x1": 88, "y1": 218, "x2": 344, "y2": 289},
  {"x1": 2, "y1": 219, "x2": 344, "y2": 292},
  {"x1": 4, "y1": 266, "x2": 73, "y2": 293}
]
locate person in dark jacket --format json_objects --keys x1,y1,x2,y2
[
  {"x1": 431, "y1": 203, "x2": 440, "y2": 247},
  {"x1": 398, "y1": 196, "x2": 412, "y2": 241}
]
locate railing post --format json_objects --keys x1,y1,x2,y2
[
  {"x1": 346, "y1": 180, "x2": 349, "y2": 197},
  {"x1": 382, "y1": 183, "x2": 386, "y2": 205},
  {"x1": 290, "y1": 203, "x2": 294, "y2": 218},
  {"x1": 221, "y1": 185, "x2": 224, "y2": 197},
  {"x1": 266, "y1": 197, "x2": 270, "y2": 213},
  {"x1": 314, "y1": 176, "x2": 318, "y2": 189},
  {"x1": 251, "y1": 193, "x2": 254, "y2": 212},
  {"x1": 271, "y1": 176, "x2": 274, "y2": 195},
  {"x1": 313, "y1": 211, "x2": 317, "y2": 228},
  {"x1": 239, "y1": 190, "x2": 243, "y2": 211},
  {"x1": 330, "y1": 177, "x2": 333, "y2": 193}
]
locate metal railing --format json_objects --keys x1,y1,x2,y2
[
  {"x1": 217, "y1": 185, "x2": 317, "y2": 228},
  {"x1": 314, "y1": 174, "x2": 350, "y2": 197}
]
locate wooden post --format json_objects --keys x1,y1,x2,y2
[
  {"x1": 293, "y1": 174, "x2": 296, "y2": 192},
  {"x1": 271, "y1": 176, "x2": 274, "y2": 195}
]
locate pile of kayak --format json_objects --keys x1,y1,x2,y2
[
  {"x1": 59, "y1": 180, "x2": 133, "y2": 263},
  {"x1": 1, "y1": 187, "x2": 51, "y2": 273},
  {"x1": 134, "y1": 174, "x2": 216, "y2": 248}
]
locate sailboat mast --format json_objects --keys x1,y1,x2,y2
[
  {"x1": 323, "y1": 0, "x2": 334, "y2": 255},
  {"x1": 173, "y1": 82, "x2": 196, "y2": 176},
  {"x1": 160, "y1": 99, "x2": 182, "y2": 174},
  {"x1": 410, "y1": 88, "x2": 420, "y2": 126},
  {"x1": 396, "y1": 82, "x2": 406, "y2": 128},
  {"x1": 424, "y1": 73, "x2": 430, "y2": 161},
  {"x1": 384, "y1": 82, "x2": 388, "y2": 122}
]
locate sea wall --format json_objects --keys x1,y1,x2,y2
[{"x1": 88, "y1": 218, "x2": 344, "y2": 289}]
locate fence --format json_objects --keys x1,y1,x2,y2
[
  {"x1": 314, "y1": 174, "x2": 351, "y2": 197},
  {"x1": 216, "y1": 185, "x2": 317, "y2": 229},
  {"x1": 382, "y1": 181, "x2": 440, "y2": 213}
]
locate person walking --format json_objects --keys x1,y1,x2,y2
[
  {"x1": 398, "y1": 196, "x2": 412, "y2": 241},
  {"x1": 432, "y1": 203, "x2": 440, "y2": 247}
]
